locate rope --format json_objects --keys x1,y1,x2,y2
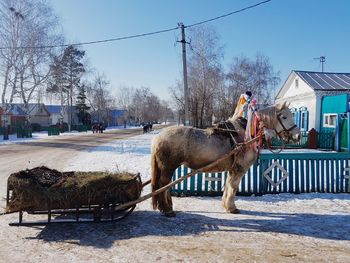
[
  {"x1": 223, "y1": 122, "x2": 238, "y2": 146},
  {"x1": 114, "y1": 135, "x2": 262, "y2": 211}
]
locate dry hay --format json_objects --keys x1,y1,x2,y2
[{"x1": 6, "y1": 166, "x2": 142, "y2": 213}]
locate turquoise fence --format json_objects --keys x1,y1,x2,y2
[
  {"x1": 318, "y1": 132, "x2": 335, "y2": 150},
  {"x1": 272, "y1": 131, "x2": 308, "y2": 148},
  {"x1": 271, "y1": 131, "x2": 334, "y2": 150},
  {"x1": 171, "y1": 152, "x2": 350, "y2": 196},
  {"x1": 48, "y1": 127, "x2": 60, "y2": 136}
]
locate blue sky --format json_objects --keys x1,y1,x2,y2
[{"x1": 50, "y1": 0, "x2": 350, "y2": 100}]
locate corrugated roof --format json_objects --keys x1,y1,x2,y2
[
  {"x1": 46, "y1": 105, "x2": 62, "y2": 114},
  {"x1": 294, "y1": 71, "x2": 350, "y2": 91},
  {"x1": 7, "y1": 104, "x2": 26, "y2": 116}
]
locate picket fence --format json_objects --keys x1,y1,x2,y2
[{"x1": 171, "y1": 151, "x2": 350, "y2": 196}]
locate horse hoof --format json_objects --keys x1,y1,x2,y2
[
  {"x1": 162, "y1": 211, "x2": 176, "y2": 217},
  {"x1": 231, "y1": 208, "x2": 240, "y2": 214}
]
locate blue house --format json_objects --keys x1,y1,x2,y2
[
  {"x1": 108, "y1": 109, "x2": 128, "y2": 127},
  {"x1": 320, "y1": 94, "x2": 350, "y2": 151},
  {"x1": 46, "y1": 105, "x2": 79, "y2": 125},
  {"x1": 276, "y1": 71, "x2": 350, "y2": 132}
]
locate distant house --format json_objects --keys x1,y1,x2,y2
[
  {"x1": 108, "y1": 109, "x2": 128, "y2": 127},
  {"x1": 46, "y1": 105, "x2": 79, "y2": 125},
  {"x1": 5, "y1": 104, "x2": 27, "y2": 127},
  {"x1": 1, "y1": 103, "x2": 51, "y2": 127},
  {"x1": 27, "y1": 103, "x2": 51, "y2": 126},
  {"x1": 275, "y1": 70, "x2": 350, "y2": 131}
]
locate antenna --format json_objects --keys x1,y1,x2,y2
[{"x1": 313, "y1": 56, "x2": 326, "y2": 72}]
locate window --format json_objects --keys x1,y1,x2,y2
[
  {"x1": 290, "y1": 107, "x2": 297, "y2": 125},
  {"x1": 323, "y1": 113, "x2": 337, "y2": 128},
  {"x1": 298, "y1": 107, "x2": 308, "y2": 131},
  {"x1": 295, "y1": 79, "x2": 299, "y2": 88}
]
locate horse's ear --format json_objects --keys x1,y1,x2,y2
[{"x1": 275, "y1": 101, "x2": 290, "y2": 110}]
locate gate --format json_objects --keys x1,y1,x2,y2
[{"x1": 171, "y1": 152, "x2": 350, "y2": 196}]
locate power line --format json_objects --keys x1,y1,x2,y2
[
  {"x1": 186, "y1": 0, "x2": 271, "y2": 28},
  {"x1": 0, "y1": 26, "x2": 180, "y2": 50},
  {"x1": 0, "y1": 0, "x2": 272, "y2": 50}
]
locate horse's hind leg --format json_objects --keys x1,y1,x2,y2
[{"x1": 158, "y1": 169, "x2": 176, "y2": 217}]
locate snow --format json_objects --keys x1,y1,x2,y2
[
  {"x1": 64, "y1": 131, "x2": 155, "y2": 181},
  {"x1": 1, "y1": 128, "x2": 350, "y2": 262},
  {"x1": 0, "y1": 125, "x2": 140, "y2": 145}
]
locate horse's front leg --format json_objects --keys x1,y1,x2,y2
[{"x1": 222, "y1": 164, "x2": 246, "y2": 214}]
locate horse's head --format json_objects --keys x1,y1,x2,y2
[{"x1": 257, "y1": 101, "x2": 301, "y2": 143}]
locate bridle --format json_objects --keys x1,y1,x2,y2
[
  {"x1": 274, "y1": 109, "x2": 298, "y2": 141},
  {"x1": 252, "y1": 107, "x2": 298, "y2": 154}
]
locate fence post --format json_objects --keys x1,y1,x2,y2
[
  {"x1": 308, "y1": 128, "x2": 317, "y2": 149},
  {"x1": 335, "y1": 114, "x2": 341, "y2": 152}
]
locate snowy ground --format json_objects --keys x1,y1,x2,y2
[
  {"x1": 1, "y1": 128, "x2": 350, "y2": 262},
  {"x1": 0, "y1": 125, "x2": 140, "y2": 145}
]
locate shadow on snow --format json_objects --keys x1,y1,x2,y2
[{"x1": 28, "y1": 208, "x2": 350, "y2": 249}]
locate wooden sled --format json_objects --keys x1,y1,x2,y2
[{"x1": 6, "y1": 167, "x2": 141, "y2": 226}]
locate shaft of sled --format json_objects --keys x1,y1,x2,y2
[{"x1": 115, "y1": 136, "x2": 261, "y2": 211}]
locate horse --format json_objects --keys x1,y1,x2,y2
[
  {"x1": 143, "y1": 123, "x2": 153, "y2": 133},
  {"x1": 151, "y1": 102, "x2": 300, "y2": 217},
  {"x1": 92, "y1": 123, "x2": 104, "y2": 133}
]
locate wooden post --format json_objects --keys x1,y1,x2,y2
[{"x1": 307, "y1": 128, "x2": 317, "y2": 149}]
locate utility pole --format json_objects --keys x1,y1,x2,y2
[
  {"x1": 178, "y1": 23, "x2": 189, "y2": 126},
  {"x1": 314, "y1": 56, "x2": 326, "y2": 72}
]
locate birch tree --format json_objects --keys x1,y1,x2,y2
[
  {"x1": 187, "y1": 25, "x2": 224, "y2": 128},
  {"x1": 227, "y1": 54, "x2": 280, "y2": 106},
  {"x1": 0, "y1": 0, "x2": 63, "y2": 115}
]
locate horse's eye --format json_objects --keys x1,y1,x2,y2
[{"x1": 282, "y1": 116, "x2": 287, "y2": 120}]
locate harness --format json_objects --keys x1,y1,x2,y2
[
  {"x1": 275, "y1": 111, "x2": 298, "y2": 140},
  {"x1": 217, "y1": 118, "x2": 247, "y2": 148},
  {"x1": 245, "y1": 107, "x2": 298, "y2": 156}
]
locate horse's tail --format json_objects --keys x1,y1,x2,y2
[{"x1": 151, "y1": 152, "x2": 161, "y2": 210}]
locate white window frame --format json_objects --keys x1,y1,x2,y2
[
  {"x1": 300, "y1": 111, "x2": 307, "y2": 131},
  {"x1": 323, "y1": 113, "x2": 337, "y2": 128}
]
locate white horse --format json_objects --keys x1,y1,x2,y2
[{"x1": 151, "y1": 102, "x2": 300, "y2": 216}]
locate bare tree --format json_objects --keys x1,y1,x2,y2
[
  {"x1": 115, "y1": 85, "x2": 135, "y2": 125},
  {"x1": 187, "y1": 25, "x2": 224, "y2": 128},
  {"x1": 0, "y1": 0, "x2": 63, "y2": 115},
  {"x1": 86, "y1": 74, "x2": 115, "y2": 124},
  {"x1": 169, "y1": 81, "x2": 185, "y2": 124},
  {"x1": 127, "y1": 87, "x2": 166, "y2": 125},
  {"x1": 227, "y1": 53, "x2": 280, "y2": 106}
]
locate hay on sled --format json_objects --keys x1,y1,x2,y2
[{"x1": 6, "y1": 166, "x2": 142, "y2": 213}]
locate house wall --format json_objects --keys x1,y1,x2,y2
[
  {"x1": 321, "y1": 94, "x2": 349, "y2": 131},
  {"x1": 30, "y1": 115, "x2": 51, "y2": 126},
  {"x1": 276, "y1": 73, "x2": 317, "y2": 130},
  {"x1": 49, "y1": 112, "x2": 79, "y2": 125}
]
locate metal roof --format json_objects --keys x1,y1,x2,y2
[
  {"x1": 294, "y1": 71, "x2": 350, "y2": 91},
  {"x1": 46, "y1": 105, "x2": 62, "y2": 114},
  {"x1": 7, "y1": 104, "x2": 26, "y2": 116}
]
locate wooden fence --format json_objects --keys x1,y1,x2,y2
[{"x1": 171, "y1": 152, "x2": 350, "y2": 196}]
